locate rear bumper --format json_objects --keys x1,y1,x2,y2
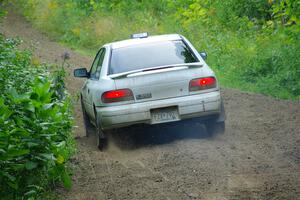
[{"x1": 96, "y1": 91, "x2": 221, "y2": 130}]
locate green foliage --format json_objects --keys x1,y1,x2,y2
[
  {"x1": 0, "y1": 34, "x2": 75, "y2": 199},
  {"x1": 272, "y1": 0, "x2": 300, "y2": 26},
  {"x1": 0, "y1": 0, "x2": 7, "y2": 21},
  {"x1": 14, "y1": 0, "x2": 300, "y2": 99}
]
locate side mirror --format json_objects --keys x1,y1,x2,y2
[
  {"x1": 200, "y1": 52, "x2": 207, "y2": 60},
  {"x1": 74, "y1": 68, "x2": 88, "y2": 78}
]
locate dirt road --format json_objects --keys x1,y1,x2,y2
[{"x1": 1, "y1": 10, "x2": 300, "y2": 200}]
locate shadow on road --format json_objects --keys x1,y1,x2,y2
[{"x1": 109, "y1": 119, "x2": 211, "y2": 150}]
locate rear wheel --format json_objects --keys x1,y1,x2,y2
[
  {"x1": 81, "y1": 99, "x2": 93, "y2": 137},
  {"x1": 205, "y1": 100, "x2": 226, "y2": 135},
  {"x1": 94, "y1": 108, "x2": 108, "y2": 151},
  {"x1": 205, "y1": 119, "x2": 225, "y2": 135},
  {"x1": 96, "y1": 129, "x2": 108, "y2": 151},
  {"x1": 96, "y1": 127, "x2": 108, "y2": 151}
]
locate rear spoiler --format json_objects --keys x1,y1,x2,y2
[{"x1": 109, "y1": 62, "x2": 203, "y2": 79}]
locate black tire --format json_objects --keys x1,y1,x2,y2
[
  {"x1": 96, "y1": 129, "x2": 108, "y2": 151},
  {"x1": 205, "y1": 120, "x2": 225, "y2": 135},
  {"x1": 81, "y1": 100, "x2": 93, "y2": 137},
  {"x1": 205, "y1": 100, "x2": 226, "y2": 135},
  {"x1": 94, "y1": 108, "x2": 108, "y2": 151}
]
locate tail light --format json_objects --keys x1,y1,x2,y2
[
  {"x1": 102, "y1": 89, "x2": 134, "y2": 103},
  {"x1": 189, "y1": 77, "x2": 216, "y2": 91}
]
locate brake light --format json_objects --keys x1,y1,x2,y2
[
  {"x1": 189, "y1": 77, "x2": 216, "y2": 91},
  {"x1": 101, "y1": 89, "x2": 134, "y2": 103}
]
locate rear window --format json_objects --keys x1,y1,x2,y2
[{"x1": 109, "y1": 40, "x2": 198, "y2": 74}]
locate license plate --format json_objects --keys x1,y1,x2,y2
[{"x1": 151, "y1": 107, "x2": 179, "y2": 124}]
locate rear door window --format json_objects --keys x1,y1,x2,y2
[{"x1": 109, "y1": 40, "x2": 198, "y2": 74}]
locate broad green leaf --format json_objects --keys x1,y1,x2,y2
[
  {"x1": 56, "y1": 154, "x2": 64, "y2": 164},
  {"x1": 39, "y1": 153, "x2": 55, "y2": 161},
  {"x1": 7, "y1": 181, "x2": 18, "y2": 190},
  {"x1": 24, "y1": 102, "x2": 35, "y2": 112},
  {"x1": 6, "y1": 149, "x2": 30, "y2": 157},
  {"x1": 61, "y1": 170, "x2": 72, "y2": 189},
  {"x1": 25, "y1": 161, "x2": 38, "y2": 170},
  {"x1": 11, "y1": 163, "x2": 25, "y2": 170},
  {"x1": 1, "y1": 171, "x2": 16, "y2": 182},
  {"x1": 43, "y1": 103, "x2": 54, "y2": 110},
  {"x1": 24, "y1": 190, "x2": 37, "y2": 197}
]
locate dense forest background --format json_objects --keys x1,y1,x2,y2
[{"x1": 13, "y1": 0, "x2": 300, "y2": 99}]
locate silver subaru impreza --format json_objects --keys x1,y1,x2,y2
[{"x1": 74, "y1": 33, "x2": 225, "y2": 150}]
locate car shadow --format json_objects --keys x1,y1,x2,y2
[{"x1": 109, "y1": 119, "x2": 212, "y2": 150}]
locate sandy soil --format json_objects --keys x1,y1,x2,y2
[{"x1": 1, "y1": 10, "x2": 300, "y2": 200}]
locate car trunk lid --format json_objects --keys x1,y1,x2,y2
[{"x1": 113, "y1": 66, "x2": 204, "y2": 103}]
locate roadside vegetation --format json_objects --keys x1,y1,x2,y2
[
  {"x1": 15, "y1": 0, "x2": 300, "y2": 99},
  {"x1": 0, "y1": 11, "x2": 75, "y2": 199}
]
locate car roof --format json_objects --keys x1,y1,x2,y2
[{"x1": 108, "y1": 34, "x2": 182, "y2": 50}]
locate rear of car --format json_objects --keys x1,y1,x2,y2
[
  {"x1": 75, "y1": 33, "x2": 225, "y2": 150},
  {"x1": 97, "y1": 35, "x2": 223, "y2": 129}
]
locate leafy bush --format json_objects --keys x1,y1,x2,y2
[{"x1": 0, "y1": 34, "x2": 75, "y2": 199}]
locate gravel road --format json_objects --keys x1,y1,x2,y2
[{"x1": 1, "y1": 10, "x2": 300, "y2": 200}]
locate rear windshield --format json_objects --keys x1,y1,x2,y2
[{"x1": 109, "y1": 40, "x2": 198, "y2": 74}]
